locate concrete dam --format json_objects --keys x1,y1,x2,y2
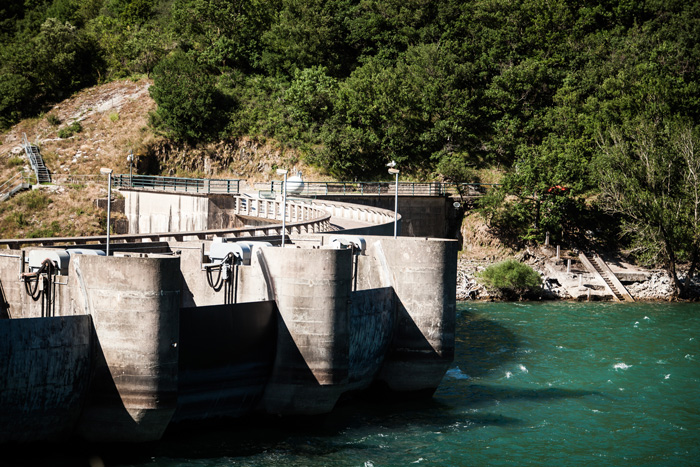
[{"x1": 0, "y1": 182, "x2": 458, "y2": 444}]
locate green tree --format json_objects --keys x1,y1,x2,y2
[
  {"x1": 149, "y1": 50, "x2": 231, "y2": 142},
  {"x1": 171, "y1": 0, "x2": 276, "y2": 70},
  {"x1": 597, "y1": 119, "x2": 700, "y2": 298}
]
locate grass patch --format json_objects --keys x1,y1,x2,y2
[
  {"x1": 6, "y1": 212, "x2": 27, "y2": 228},
  {"x1": 28, "y1": 220, "x2": 61, "y2": 238},
  {"x1": 7, "y1": 156, "x2": 24, "y2": 167},
  {"x1": 109, "y1": 112, "x2": 119, "y2": 122},
  {"x1": 19, "y1": 190, "x2": 52, "y2": 210}
]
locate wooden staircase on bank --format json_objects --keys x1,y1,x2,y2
[{"x1": 578, "y1": 252, "x2": 635, "y2": 302}]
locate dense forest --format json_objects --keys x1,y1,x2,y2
[{"x1": 1, "y1": 0, "x2": 700, "y2": 295}]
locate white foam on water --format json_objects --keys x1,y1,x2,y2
[
  {"x1": 446, "y1": 367, "x2": 470, "y2": 380},
  {"x1": 518, "y1": 364, "x2": 528, "y2": 373},
  {"x1": 505, "y1": 371, "x2": 513, "y2": 378},
  {"x1": 613, "y1": 362, "x2": 631, "y2": 370},
  {"x1": 665, "y1": 374, "x2": 671, "y2": 379}
]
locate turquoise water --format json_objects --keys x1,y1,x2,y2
[{"x1": 12, "y1": 302, "x2": 700, "y2": 466}]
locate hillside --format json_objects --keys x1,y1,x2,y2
[
  {"x1": 1, "y1": 78, "x2": 330, "y2": 184},
  {"x1": 0, "y1": 79, "x2": 331, "y2": 240}
]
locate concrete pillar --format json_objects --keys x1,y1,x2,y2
[
  {"x1": 71, "y1": 255, "x2": 180, "y2": 442},
  {"x1": 369, "y1": 237, "x2": 458, "y2": 395},
  {"x1": 259, "y1": 247, "x2": 354, "y2": 415}
]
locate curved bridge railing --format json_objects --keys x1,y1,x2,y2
[
  {"x1": 0, "y1": 195, "x2": 332, "y2": 250},
  {"x1": 0, "y1": 176, "x2": 407, "y2": 249}
]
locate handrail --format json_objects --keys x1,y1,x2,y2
[
  {"x1": 0, "y1": 172, "x2": 32, "y2": 202},
  {"x1": 258, "y1": 181, "x2": 499, "y2": 197},
  {"x1": 0, "y1": 173, "x2": 25, "y2": 193},
  {"x1": 113, "y1": 174, "x2": 241, "y2": 195}
]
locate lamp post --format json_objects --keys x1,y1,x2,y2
[
  {"x1": 100, "y1": 167, "x2": 113, "y2": 256},
  {"x1": 276, "y1": 168, "x2": 288, "y2": 247},
  {"x1": 387, "y1": 160, "x2": 399, "y2": 238}
]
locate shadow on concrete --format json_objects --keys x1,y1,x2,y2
[
  {"x1": 0, "y1": 279, "x2": 9, "y2": 319},
  {"x1": 173, "y1": 301, "x2": 277, "y2": 422}
]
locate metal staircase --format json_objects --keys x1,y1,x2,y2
[
  {"x1": 579, "y1": 252, "x2": 634, "y2": 302},
  {"x1": 22, "y1": 133, "x2": 51, "y2": 184}
]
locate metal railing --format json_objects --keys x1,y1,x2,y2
[
  {"x1": 259, "y1": 181, "x2": 498, "y2": 197},
  {"x1": 113, "y1": 174, "x2": 241, "y2": 195},
  {"x1": 0, "y1": 172, "x2": 32, "y2": 202}
]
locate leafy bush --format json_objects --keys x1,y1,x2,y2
[
  {"x1": 477, "y1": 260, "x2": 542, "y2": 300},
  {"x1": 58, "y1": 121, "x2": 83, "y2": 138}
]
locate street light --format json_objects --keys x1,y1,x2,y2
[
  {"x1": 276, "y1": 168, "x2": 288, "y2": 247},
  {"x1": 100, "y1": 167, "x2": 113, "y2": 256},
  {"x1": 387, "y1": 161, "x2": 399, "y2": 238}
]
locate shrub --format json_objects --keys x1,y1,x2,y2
[
  {"x1": 58, "y1": 121, "x2": 82, "y2": 138},
  {"x1": 477, "y1": 259, "x2": 542, "y2": 300},
  {"x1": 46, "y1": 114, "x2": 61, "y2": 126}
]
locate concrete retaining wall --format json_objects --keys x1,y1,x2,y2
[
  {"x1": 0, "y1": 315, "x2": 93, "y2": 442},
  {"x1": 316, "y1": 195, "x2": 458, "y2": 238}
]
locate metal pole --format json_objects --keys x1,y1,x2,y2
[
  {"x1": 106, "y1": 174, "x2": 112, "y2": 256},
  {"x1": 394, "y1": 171, "x2": 398, "y2": 238},
  {"x1": 282, "y1": 172, "x2": 287, "y2": 247},
  {"x1": 100, "y1": 167, "x2": 113, "y2": 256}
]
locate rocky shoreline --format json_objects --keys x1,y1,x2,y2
[{"x1": 456, "y1": 249, "x2": 680, "y2": 302}]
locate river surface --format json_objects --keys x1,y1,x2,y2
[{"x1": 10, "y1": 301, "x2": 700, "y2": 466}]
